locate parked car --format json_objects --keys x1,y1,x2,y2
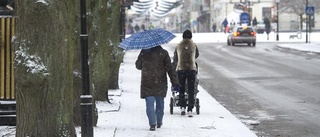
[
  {"x1": 227, "y1": 26, "x2": 256, "y2": 46},
  {"x1": 255, "y1": 21, "x2": 265, "y2": 34}
]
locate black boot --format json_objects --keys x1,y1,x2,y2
[
  {"x1": 157, "y1": 123, "x2": 162, "y2": 128},
  {"x1": 150, "y1": 125, "x2": 156, "y2": 131}
]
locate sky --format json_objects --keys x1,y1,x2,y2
[{"x1": 1, "y1": 32, "x2": 319, "y2": 137}]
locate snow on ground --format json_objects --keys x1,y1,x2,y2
[
  {"x1": 75, "y1": 32, "x2": 319, "y2": 137},
  {"x1": 75, "y1": 49, "x2": 257, "y2": 137},
  {"x1": 1, "y1": 32, "x2": 319, "y2": 137}
]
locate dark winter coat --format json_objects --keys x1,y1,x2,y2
[
  {"x1": 173, "y1": 39, "x2": 199, "y2": 71},
  {"x1": 222, "y1": 19, "x2": 228, "y2": 28},
  {"x1": 134, "y1": 24, "x2": 140, "y2": 32},
  {"x1": 252, "y1": 17, "x2": 258, "y2": 26},
  {"x1": 141, "y1": 24, "x2": 146, "y2": 31},
  {"x1": 135, "y1": 46, "x2": 179, "y2": 99}
]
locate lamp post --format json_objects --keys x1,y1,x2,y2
[
  {"x1": 306, "y1": 0, "x2": 308, "y2": 43},
  {"x1": 276, "y1": 0, "x2": 280, "y2": 41},
  {"x1": 80, "y1": 0, "x2": 93, "y2": 137},
  {"x1": 247, "y1": 0, "x2": 251, "y2": 26}
]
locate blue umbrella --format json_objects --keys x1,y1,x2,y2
[{"x1": 119, "y1": 28, "x2": 176, "y2": 50}]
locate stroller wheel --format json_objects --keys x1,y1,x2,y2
[
  {"x1": 170, "y1": 97, "x2": 174, "y2": 114},
  {"x1": 195, "y1": 98, "x2": 200, "y2": 115}
]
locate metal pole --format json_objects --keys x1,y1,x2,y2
[
  {"x1": 276, "y1": 2, "x2": 279, "y2": 41},
  {"x1": 309, "y1": 15, "x2": 311, "y2": 43},
  {"x1": 306, "y1": 0, "x2": 308, "y2": 43},
  {"x1": 248, "y1": 0, "x2": 251, "y2": 26},
  {"x1": 80, "y1": 0, "x2": 93, "y2": 137}
]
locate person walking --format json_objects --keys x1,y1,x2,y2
[
  {"x1": 149, "y1": 22, "x2": 154, "y2": 29},
  {"x1": 252, "y1": 17, "x2": 258, "y2": 26},
  {"x1": 211, "y1": 23, "x2": 216, "y2": 32},
  {"x1": 134, "y1": 24, "x2": 141, "y2": 33},
  {"x1": 173, "y1": 29, "x2": 199, "y2": 117},
  {"x1": 135, "y1": 46, "x2": 179, "y2": 131},
  {"x1": 222, "y1": 18, "x2": 228, "y2": 33},
  {"x1": 127, "y1": 23, "x2": 134, "y2": 34},
  {"x1": 141, "y1": 23, "x2": 146, "y2": 31}
]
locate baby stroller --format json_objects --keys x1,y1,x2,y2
[{"x1": 169, "y1": 64, "x2": 200, "y2": 115}]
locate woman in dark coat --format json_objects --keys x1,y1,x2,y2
[{"x1": 135, "y1": 46, "x2": 179, "y2": 131}]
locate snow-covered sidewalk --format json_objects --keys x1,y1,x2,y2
[
  {"x1": 77, "y1": 33, "x2": 320, "y2": 137},
  {"x1": 83, "y1": 49, "x2": 257, "y2": 137},
  {"x1": 276, "y1": 43, "x2": 320, "y2": 53}
]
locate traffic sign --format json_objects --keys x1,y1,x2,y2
[
  {"x1": 305, "y1": 6, "x2": 315, "y2": 16},
  {"x1": 240, "y1": 12, "x2": 250, "y2": 25}
]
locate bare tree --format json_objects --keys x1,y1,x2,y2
[
  {"x1": 279, "y1": 0, "x2": 320, "y2": 29},
  {"x1": 14, "y1": 0, "x2": 77, "y2": 136}
]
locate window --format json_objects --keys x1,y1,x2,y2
[{"x1": 262, "y1": 7, "x2": 272, "y2": 20}]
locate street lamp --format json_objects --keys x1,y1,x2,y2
[
  {"x1": 247, "y1": 0, "x2": 251, "y2": 25},
  {"x1": 276, "y1": 0, "x2": 280, "y2": 41},
  {"x1": 80, "y1": 0, "x2": 93, "y2": 137},
  {"x1": 306, "y1": 0, "x2": 308, "y2": 43}
]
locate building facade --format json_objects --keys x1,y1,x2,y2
[
  {"x1": 126, "y1": 0, "x2": 319, "y2": 33},
  {"x1": 184, "y1": 0, "x2": 319, "y2": 32}
]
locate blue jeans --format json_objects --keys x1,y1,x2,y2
[{"x1": 145, "y1": 96, "x2": 164, "y2": 126}]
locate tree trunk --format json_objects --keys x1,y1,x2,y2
[
  {"x1": 87, "y1": 0, "x2": 123, "y2": 101},
  {"x1": 14, "y1": 1, "x2": 77, "y2": 136},
  {"x1": 73, "y1": 0, "x2": 124, "y2": 126},
  {"x1": 108, "y1": 1, "x2": 124, "y2": 90},
  {"x1": 86, "y1": 0, "x2": 111, "y2": 102},
  {"x1": 72, "y1": 1, "x2": 82, "y2": 126}
]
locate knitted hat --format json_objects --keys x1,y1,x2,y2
[{"x1": 182, "y1": 29, "x2": 192, "y2": 39}]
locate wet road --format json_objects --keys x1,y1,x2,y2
[{"x1": 175, "y1": 42, "x2": 320, "y2": 137}]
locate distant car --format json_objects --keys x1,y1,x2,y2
[
  {"x1": 255, "y1": 21, "x2": 265, "y2": 34},
  {"x1": 227, "y1": 26, "x2": 256, "y2": 46}
]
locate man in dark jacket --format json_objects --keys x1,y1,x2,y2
[
  {"x1": 252, "y1": 17, "x2": 258, "y2": 26},
  {"x1": 212, "y1": 23, "x2": 216, "y2": 32},
  {"x1": 134, "y1": 24, "x2": 140, "y2": 33},
  {"x1": 222, "y1": 18, "x2": 228, "y2": 33},
  {"x1": 136, "y1": 46, "x2": 179, "y2": 131},
  {"x1": 173, "y1": 29, "x2": 199, "y2": 117}
]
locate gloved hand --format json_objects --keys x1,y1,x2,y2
[{"x1": 171, "y1": 85, "x2": 179, "y2": 92}]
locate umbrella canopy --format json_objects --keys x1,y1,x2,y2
[{"x1": 119, "y1": 28, "x2": 176, "y2": 50}]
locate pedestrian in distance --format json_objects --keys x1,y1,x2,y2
[
  {"x1": 149, "y1": 22, "x2": 154, "y2": 29},
  {"x1": 173, "y1": 29, "x2": 199, "y2": 117},
  {"x1": 212, "y1": 23, "x2": 216, "y2": 32},
  {"x1": 135, "y1": 46, "x2": 180, "y2": 131},
  {"x1": 134, "y1": 24, "x2": 140, "y2": 33},
  {"x1": 141, "y1": 23, "x2": 146, "y2": 31},
  {"x1": 230, "y1": 19, "x2": 236, "y2": 31},
  {"x1": 264, "y1": 17, "x2": 271, "y2": 40},
  {"x1": 252, "y1": 17, "x2": 258, "y2": 26},
  {"x1": 127, "y1": 23, "x2": 134, "y2": 34},
  {"x1": 222, "y1": 18, "x2": 228, "y2": 33}
]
